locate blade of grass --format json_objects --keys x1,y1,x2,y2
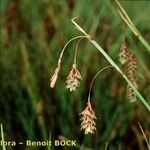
[
  {"x1": 1, "y1": 124, "x2": 6, "y2": 150},
  {"x1": 114, "y1": 0, "x2": 150, "y2": 53},
  {"x1": 71, "y1": 17, "x2": 150, "y2": 112},
  {"x1": 138, "y1": 122, "x2": 150, "y2": 150},
  {"x1": 104, "y1": 142, "x2": 109, "y2": 150}
]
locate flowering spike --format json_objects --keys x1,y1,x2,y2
[
  {"x1": 127, "y1": 54, "x2": 137, "y2": 102},
  {"x1": 80, "y1": 101, "x2": 97, "y2": 134},
  {"x1": 119, "y1": 40, "x2": 130, "y2": 65},
  {"x1": 119, "y1": 39, "x2": 138, "y2": 103},
  {"x1": 66, "y1": 63, "x2": 82, "y2": 92}
]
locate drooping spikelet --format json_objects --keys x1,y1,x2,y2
[
  {"x1": 80, "y1": 101, "x2": 97, "y2": 134},
  {"x1": 119, "y1": 39, "x2": 130, "y2": 65},
  {"x1": 119, "y1": 39, "x2": 138, "y2": 103},
  {"x1": 50, "y1": 67, "x2": 60, "y2": 88},
  {"x1": 66, "y1": 63, "x2": 82, "y2": 92},
  {"x1": 127, "y1": 54, "x2": 137, "y2": 102}
]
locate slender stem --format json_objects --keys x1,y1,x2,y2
[
  {"x1": 105, "y1": 142, "x2": 109, "y2": 150},
  {"x1": 57, "y1": 36, "x2": 87, "y2": 68},
  {"x1": 71, "y1": 17, "x2": 88, "y2": 36},
  {"x1": 138, "y1": 122, "x2": 150, "y2": 150},
  {"x1": 117, "y1": 9, "x2": 138, "y2": 37},
  {"x1": 71, "y1": 18, "x2": 150, "y2": 111},
  {"x1": 88, "y1": 66, "x2": 112, "y2": 101},
  {"x1": 74, "y1": 38, "x2": 82, "y2": 64},
  {"x1": 114, "y1": 0, "x2": 150, "y2": 53},
  {"x1": 1, "y1": 124, "x2": 6, "y2": 150},
  {"x1": 115, "y1": 0, "x2": 138, "y2": 33}
]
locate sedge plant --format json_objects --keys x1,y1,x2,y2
[
  {"x1": 71, "y1": 17, "x2": 150, "y2": 112},
  {"x1": 50, "y1": 17, "x2": 150, "y2": 135}
]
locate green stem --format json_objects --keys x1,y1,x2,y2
[
  {"x1": 88, "y1": 66, "x2": 112, "y2": 101},
  {"x1": 105, "y1": 142, "x2": 109, "y2": 150},
  {"x1": 71, "y1": 18, "x2": 150, "y2": 111},
  {"x1": 1, "y1": 124, "x2": 6, "y2": 150},
  {"x1": 114, "y1": 0, "x2": 150, "y2": 53},
  {"x1": 74, "y1": 38, "x2": 82, "y2": 64},
  {"x1": 138, "y1": 122, "x2": 150, "y2": 150}
]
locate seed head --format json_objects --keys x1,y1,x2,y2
[
  {"x1": 66, "y1": 63, "x2": 82, "y2": 91},
  {"x1": 119, "y1": 40, "x2": 130, "y2": 65},
  {"x1": 127, "y1": 54, "x2": 137, "y2": 102},
  {"x1": 119, "y1": 39, "x2": 138, "y2": 103},
  {"x1": 80, "y1": 101, "x2": 97, "y2": 134}
]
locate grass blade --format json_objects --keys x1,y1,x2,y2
[
  {"x1": 138, "y1": 122, "x2": 150, "y2": 150},
  {"x1": 1, "y1": 124, "x2": 6, "y2": 150},
  {"x1": 114, "y1": 0, "x2": 150, "y2": 53},
  {"x1": 104, "y1": 142, "x2": 109, "y2": 150}
]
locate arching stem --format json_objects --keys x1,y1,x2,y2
[
  {"x1": 88, "y1": 66, "x2": 112, "y2": 103},
  {"x1": 74, "y1": 38, "x2": 83, "y2": 64},
  {"x1": 57, "y1": 35, "x2": 87, "y2": 68}
]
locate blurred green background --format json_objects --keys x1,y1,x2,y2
[{"x1": 0, "y1": 0, "x2": 150, "y2": 149}]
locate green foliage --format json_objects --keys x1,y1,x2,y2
[{"x1": 0, "y1": 0, "x2": 150, "y2": 149}]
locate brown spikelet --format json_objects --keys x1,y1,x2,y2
[
  {"x1": 127, "y1": 54, "x2": 137, "y2": 102},
  {"x1": 119, "y1": 39, "x2": 138, "y2": 102},
  {"x1": 119, "y1": 39, "x2": 130, "y2": 65},
  {"x1": 66, "y1": 63, "x2": 82, "y2": 92},
  {"x1": 80, "y1": 101, "x2": 97, "y2": 134},
  {"x1": 50, "y1": 67, "x2": 60, "y2": 88}
]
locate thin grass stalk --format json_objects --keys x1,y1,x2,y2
[
  {"x1": 1, "y1": 124, "x2": 6, "y2": 150},
  {"x1": 88, "y1": 66, "x2": 112, "y2": 101},
  {"x1": 71, "y1": 18, "x2": 150, "y2": 111},
  {"x1": 114, "y1": 0, "x2": 150, "y2": 53},
  {"x1": 114, "y1": 0, "x2": 138, "y2": 32},
  {"x1": 74, "y1": 39, "x2": 82, "y2": 64},
  {"x1": 104, "y1": 142, "x2": 109, "y2": 150},
  {"x1": 57, "y1": 35, "x2": 87, "y2": 68},
  {"x1": 117, "y1": 9, "x2": 138, "y2": 36},
  {"x1": 138, "y1": 122, "x2": 150, "y2": 150}
]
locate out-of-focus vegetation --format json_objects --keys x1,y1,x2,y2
[{"x1": 0, "y1": 0, "x2": 150, "y2": 149}]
